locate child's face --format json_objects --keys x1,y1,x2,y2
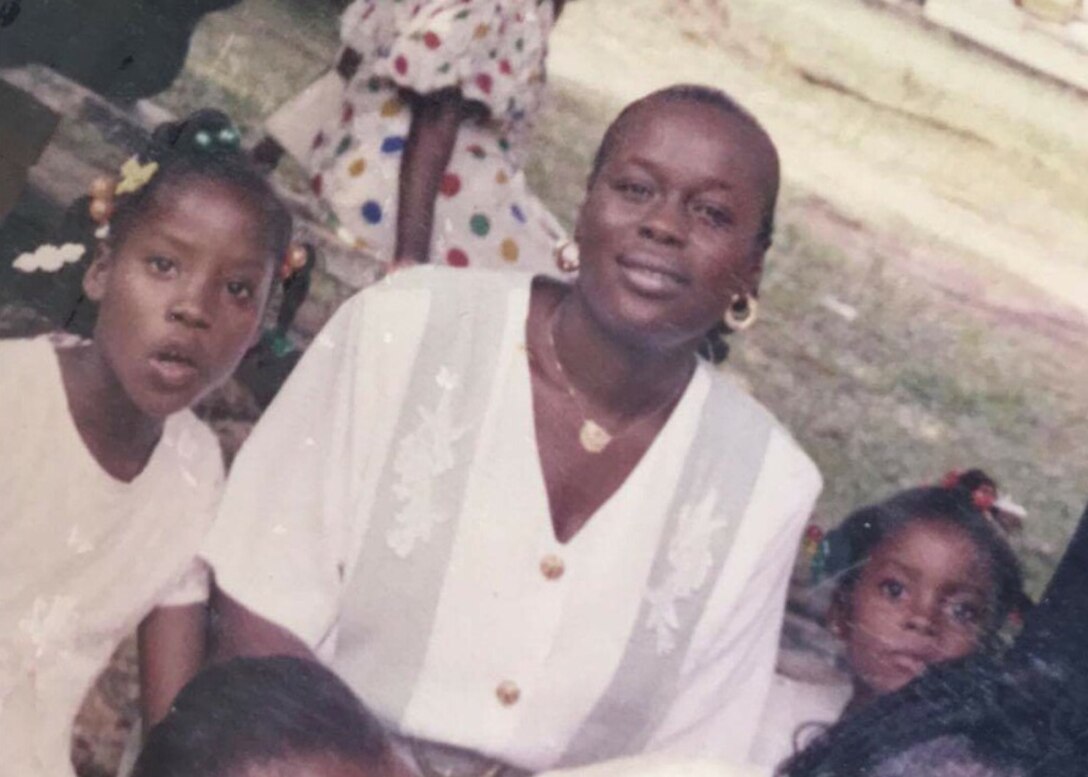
[
  {"x1": 84, "y1": 177, "x2": 275, "y2": 417},
  {"x1": 574, "y1": 98, "x2": 776, "y2": 348},
  {"x1": 834, "y1": 519, "x2": 996, "y2": 701}
]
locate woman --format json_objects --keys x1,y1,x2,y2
[{"x1": 203, "y1": 85, "x2": 822, "y2": 775}]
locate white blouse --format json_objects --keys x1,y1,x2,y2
[
  {"x1": 204, "y1": 267, "x2": 822, "y2": 772},
  {"x1": 0, "y1": 337, "x2": 223, "y2": 777}
]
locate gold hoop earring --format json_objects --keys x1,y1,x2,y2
[
  {"x1": 555, "y1": 240, "x2": 580, "y2": 273},
  {"x1": 724, "y1": 293, "x2": 758, "y2": 331}
]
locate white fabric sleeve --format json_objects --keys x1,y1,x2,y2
[
  {"x1": 156, "y1": 557, "x2": 211, "y2": 608},
  {"x1": 201, "y1": 297, "x2": 365, "y2": 649},
  {"x1": 644, "y1": 437, "x2": 822, "y2": 762}
]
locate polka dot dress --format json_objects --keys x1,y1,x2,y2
[{"x1": 266, "y1": 0, "x2": 567, "y2": 278}]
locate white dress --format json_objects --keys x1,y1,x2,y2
[
  {"x1": 0, "y1": 337, "x2": 224, "y2": 777},
  {"x1": 267, "y1": 0, "x2": 567, "y2": 273},
  {"x1": 203, "y1": 267, "x2": 823, "y2": 773},
  {"x1": 748, "y1": 673, "x2": 853, "y2": 770}
]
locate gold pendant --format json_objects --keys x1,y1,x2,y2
[{"x1": 579, "y1": 419, "x2": 612, "y2": 454}]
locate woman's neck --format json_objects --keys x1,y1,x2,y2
[
  {"x1": 551, "y1": 286, "x2": 696, "y2": 422},
  {"x1": 57, "y1": 342, "x2": 164, "y2": 483}
]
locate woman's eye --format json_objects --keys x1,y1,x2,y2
[
  {"x1": 146, "y1": 256, "x2": 177, "y2": 275},
  {"x1": 878, "y1": 579, "x2": 905, "y2": 599},
  {"x1": 226, "y1": 280, "x2": 254, "y2": 301},
  {"x1": 692, "y1": 202, "x2": 733, "y2": 228}
]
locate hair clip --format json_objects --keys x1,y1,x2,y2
[
  {"x1": 115, "y1": 156, "x2": 159, "y2": 196},
  {"x1": 193, "y1": 126, "x2": 241, "y2": 151},
  {"x1": 279, "y1": 244, "x2": 310, "y2": 280},
  {"x1": 12, "y1": 243, "x2": 86, "y2": 273}
]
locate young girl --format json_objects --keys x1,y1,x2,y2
[
  {"x1": 132, "y1": 656, "x2": 407, "y2": 777},
  {"x1": 260, "y1": 0, "x2": 569, "y2": 272},
  {"x1": 0, "y1": 109, "x2": 299, "y2": 777},
  {"x1": 780, "y1": 499, "x2": 1088, "y2": 777},
  {"x1": 750, "y1": 471, "x2": 1029, "y2": 770}
]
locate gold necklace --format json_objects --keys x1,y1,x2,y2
[{"x1": 545, "y1": 305, "x2": 692, "y2": 454}]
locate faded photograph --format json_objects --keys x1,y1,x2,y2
[{"x1": 1, "y1": 1, "x2": 1086, "y2": 776}]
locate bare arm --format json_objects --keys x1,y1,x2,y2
[
  {"x1": 394, "y1": 88, "x2": 465, "y2": 265},
  {"x1": 138, "y1": 604, "x2": 206, "y2": 727},
  {"x1": 209, "y1": 586, "x2": 315, "y2": 663}
]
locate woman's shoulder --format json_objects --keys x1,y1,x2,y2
[{"x1": 698, "y1": 364, "x2": 821, "y2": 488}]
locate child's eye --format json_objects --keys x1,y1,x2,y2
[
  {"x1": 146, "y1": 256, "x2": 177, "y2": 275},
  {"x1": 878, "y1": 579, "x2": 905, "y2": 599},
  {"x1": 692, "y1": 201, "x2": 734, "y2": 229},
  {"x1": 613, "y1": 179, "x2": 654, "y2": 202},
  {"x1": 226, "y1": 280, "x2": 254, "y2": 301},
  {"x1": 947, "y1": 600, "x2": 983, "y2": 626}
]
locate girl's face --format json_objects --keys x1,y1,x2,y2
[
  {"x1": 84, "y1": 177, "x2": 276, "y2": 417},
  {"x1": 833, "y1": 519, "x2": 997, "y2": 702},
  {"x1": 573, "y1": 99, "x2": 776, "y2": 350}
]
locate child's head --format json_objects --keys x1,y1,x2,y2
[
  {"x1": 825, "y1": 474, "x2": 1027, "y2": 705},
  {"x1": 80, "y1": 109, "x2": 294, "y2": 417},
  {"x1": 132, "y1": 656, "x2": 403, "y2": 777}
]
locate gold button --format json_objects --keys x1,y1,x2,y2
[
  {"x1": 496, "y1": 680, "x2": 520, "y2": 706},
  {"x1": 540, "y1": 554, "x2": 565, "y2": 581}
]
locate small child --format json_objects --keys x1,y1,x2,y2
[
  {"x1": 132, "y1": 656, "x2": 406, "y2": 777},
  {"x1": 260, "y1": 0, "x2": 569, "y2": 272},
  {"x1": 0, "y1": 109, "x2": 303, "y2": 777},
  {"x1": 750, "y1": 471, "x2": 1029, "y2": 770}
]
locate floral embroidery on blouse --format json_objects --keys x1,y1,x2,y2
[
  {"x1": 387, "y1": 367, "x2": 469, "y2": 558},
  {"x1": 644, "y1": 491, "x2": 729, "y2": 655},
  {"x1": 19, "y1": 595, "x2": 80, "y2": 661}
]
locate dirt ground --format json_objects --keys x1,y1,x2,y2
[{"x1": 3, "y1": 1, "x2": 1087, "y2": 774}]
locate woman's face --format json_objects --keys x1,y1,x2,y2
[{"x1": 573, "y1": 98, "x2": 777, "y2": 351}]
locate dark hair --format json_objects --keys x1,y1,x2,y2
[
  {"x1": 825, "y1": 472, "x2": 1029, "y2": 638},
  {"x1": 588, "y1": 84, "x2": 778, "y2": 365},
  {"x1": 779, "y1": 653, "x2": 1088, "y2": 777},
  {"x1": 132, "y1": 656, "x2": 391, "y2": 777},
  {"x1": 55, "y1": 109, "x2": 309, "y2": 337}
]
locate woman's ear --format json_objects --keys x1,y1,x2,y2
[{"x1": 82, "y1": 245, "x2": 112, "y2": 303}]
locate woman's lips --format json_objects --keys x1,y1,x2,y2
[{"x1": 616, "y1": 254, "x2": 688, "y2": 297}]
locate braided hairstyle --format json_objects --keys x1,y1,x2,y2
[
  {"x1": 55, "y1": 109, "x2": 308, "y2": 337},
  {"x1": 821, "y1": 471, "x2": 1030, "y2": 642},
  {"x1": 132, "y1": 656, "x2": 393, "y2": 777},
  {"x1": 588, "y1": 84, "x2": 778, "y2": 364}
]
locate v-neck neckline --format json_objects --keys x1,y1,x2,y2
[{"x1": 515, "y1": 281, "x2": 707, "y2": 547}]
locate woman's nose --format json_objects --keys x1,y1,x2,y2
[{"x1": 638, "y1": 197, "x2": 687, "y2": 247}]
